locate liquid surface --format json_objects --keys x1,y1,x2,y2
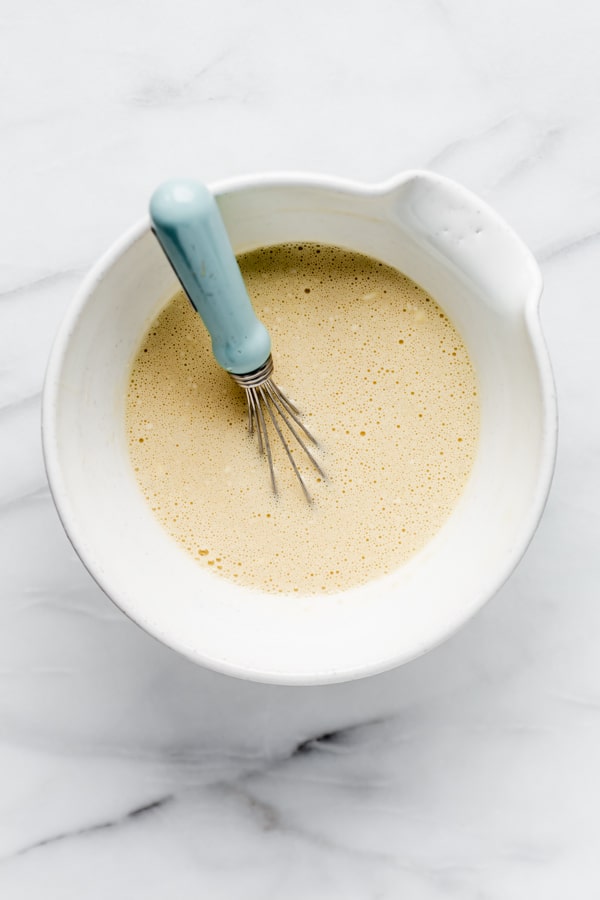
[{"x1": 127, "y1": 244, "x2": 479, "y2": 594}]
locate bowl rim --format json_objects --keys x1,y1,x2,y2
[{"x1": 42, "y1": 169, "x2": 558, "y2": 684}]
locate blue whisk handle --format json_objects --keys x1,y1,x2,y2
[{"x1": 149, "y1": 179, "x2": 271, "y2": 375}]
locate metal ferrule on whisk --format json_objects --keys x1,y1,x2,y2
[{"x1": 230, "y1": 355, "x2": 276, "y2": 389}]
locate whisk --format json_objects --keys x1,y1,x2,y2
[{"x1": 149, "y1": 179, "x2": 325, "y2": 501}]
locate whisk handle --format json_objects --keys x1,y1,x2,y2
[{"x1": 149, "y1": 179, "x2": 271, "y2": 375}]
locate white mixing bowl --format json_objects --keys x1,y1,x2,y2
[{"x1": 42, "y1": 171, "x2": 557, "y2": 684}]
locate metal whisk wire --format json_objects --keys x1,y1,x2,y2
[{"x1": 232, "y1": 356, "x2": 325, "y2": 502}]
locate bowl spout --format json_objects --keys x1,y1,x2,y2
[{"x1": 385, "y1": 171, "x2": 543, "y2": 318}]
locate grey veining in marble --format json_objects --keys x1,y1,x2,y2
[{"x1": 1, "y1": 0, "x2": 600, "y2": 896}]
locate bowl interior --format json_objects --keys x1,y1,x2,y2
[{"x1": 44, "y1": 174, "x2": 554, "y2": 683}]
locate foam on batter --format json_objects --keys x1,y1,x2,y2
[{"x1": 126, "y1": 243, "x2": 479, "y2": 594}]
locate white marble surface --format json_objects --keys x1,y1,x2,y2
[{"x1": 1, "y1": 0, "x2": 599, "y2": 895}]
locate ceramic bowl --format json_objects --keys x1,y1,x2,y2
[{"x1": 42, "y1": 171, "x2": 557, "y2": 684}]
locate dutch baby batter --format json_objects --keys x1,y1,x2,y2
[{"x1": 127, "y1": 244, "x2": 479, "y2": 594}]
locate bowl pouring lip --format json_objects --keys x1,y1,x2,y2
[{"x1": 41, "y1": 170, "x2": 558, "y2": 685}]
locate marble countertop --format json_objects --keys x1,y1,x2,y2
[{"x1": 2, "y1": 0, "x2": 599, "y2": 895}]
